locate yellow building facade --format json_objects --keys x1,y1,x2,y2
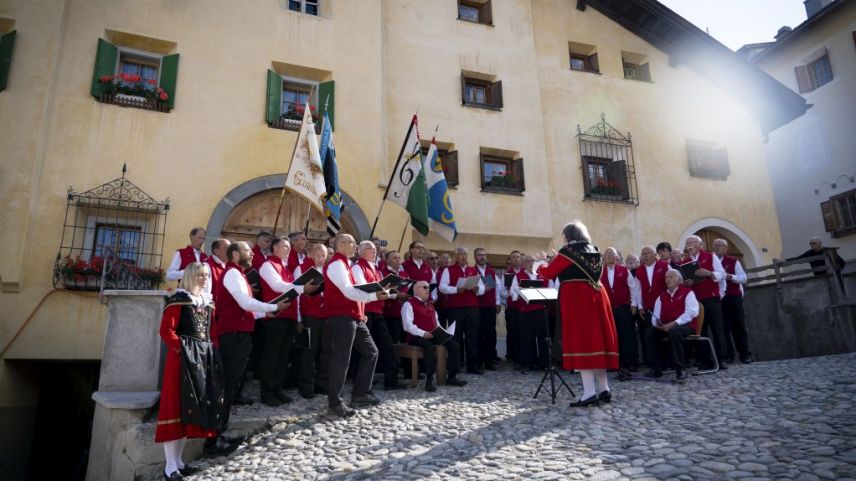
[{"x1": 0, "y1": 0, "x2": 807, "y2": 477}]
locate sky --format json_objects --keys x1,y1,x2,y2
[{"x1": 659, "y1": 0, "x2": 810, "y2": 51}]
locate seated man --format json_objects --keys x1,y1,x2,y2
[
  {"x1": 644, "y1": 269, "x2": 699, "y2": 383},
  {"x1": 401, "y1": 281, "x2": 468, "y2": 392}
]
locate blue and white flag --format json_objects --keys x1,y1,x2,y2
[
  {"x1": 319, "y1": 111, "x2": 343, "y2": 236},
  {"x1": 423, "y1": 138, "x2": 457, "y2": 242}
]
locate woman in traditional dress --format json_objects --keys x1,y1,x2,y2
[
  {"x1": 535, "y1": 221, "x2": 619, "y2": 407},
  {"x1": 155, "y1": 262, "x2": 224, "y2": 479}
]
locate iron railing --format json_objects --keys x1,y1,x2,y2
[{"x1": 577, "y1": 113, "x2": 639, "y2": 205}]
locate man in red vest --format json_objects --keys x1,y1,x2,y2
[
  {"x1": 258, "y1": 237, "x2": 320, "y2": 406},
  {"x1": 502, "y1": 250, "x2": 523, "y2": 367},
  {"x1": 294, "y1": 243, "x2": 329, "y2": 397},
  {"x1": 382, "y1": 250, "x2": 409, "y2": 343},
  {"x1": 644, "y1": 269, "x2": 699, "y2": 383},
  {"x1": 286, "y1": 231, "x2": 308, "y2": 272},
  {"x1": 402, "y1": 281, "x2": 468, "y2": 391},
  {"x1": 439, "y1": 247, "x2": 485, "y2": 374},
  {"x1": 713, "y1": 238, "x2": 753, "y2": 364},
  {"x1": 601, "y1": 247, "x2": 639, "y2": 379},
  {"x1": 209, "y1": 241, "x2": 287, "y2": 455},
  {"x1": 631, "y1": 245, "x2": 669, "y2": 367},
  {"x1": 402, "y1": 240, "x2": 432, "y2": 283},
  {"x1": 166, "y1": 227, "x2": 208, "y2": 284},
  {"x1": 250, "y1": 231, "x2": 272, "y2": 272},
  {"x1": 204, "y1": 238, "x2": 230, "y2": 301},
  {"x1": 325, "y1": 234, "x2": 389, "y2": 417},
  {"x1": 474, "y1": 248, "x2": 500, "y2": 371},
  {"x1": 352, "y1": 241, "x2": 406, "y2": 391},
  {"x1": 510, "y1": 255, "x2": 548, "y2": 372},
  {"x1": 682, "y1": 235, "x2": 728, "y2": 370}
]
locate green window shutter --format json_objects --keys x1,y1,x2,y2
[
  {"x1": 266, "y1": 69, "x2": 282, "y2": 124},
  {"x1": 0, "y1": 30, "x2": 16, "y2": 91},
  {"x1": 90, "y1": 38, "x2": 118, "y2": 98},
  {"x1": 159, "y1": 53, "x2": 179, "y2": 109},
  {"x1": 319, "y1": 80, "x2": 334, "y2": 130}
]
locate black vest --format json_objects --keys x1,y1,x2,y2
[
  {"x1": 557, "y1": 242, "x2": 603, "y2": 283},
  {"x1": 165, "y1": 291, "x2": 214, "y2": 342}
]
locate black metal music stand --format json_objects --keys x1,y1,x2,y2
[{"x1": 521, "y1": 290, "x2": 575, "y2": 404}]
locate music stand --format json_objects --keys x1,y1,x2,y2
[{"x1": 519, "y1": 287, "x2": 575, "y2": 404}]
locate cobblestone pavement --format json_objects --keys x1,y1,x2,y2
[{"x1": 184, "y1": 353, "x2": 856, "y2": 481}]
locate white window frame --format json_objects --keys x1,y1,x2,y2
[
  {"x1": 280, "y1": 75, "x2": 319, "y2": 118},
  {"x1": 114, "y1": 46, "x2": 163, "y2": 87},
  {"x1": 288, "y1": 0, "x2": 320, "y2": 16}
]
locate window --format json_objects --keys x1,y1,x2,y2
[
  {"x1": 421, "y1": 143, "x2": 459, "y2": 187},
  {"x1": 93, "y1": 224, "x2": 143, "y2": 263},
  {"x1": 289, "y1": 0, "x2": 319, "y2": 16},
  {"x1": 480, "y1": 150, "x2": 524, "y2": 194},
  {"x1": 686, "y1": 139, "x2": 730, "y2": 180},
  {"x1": 795, "y1": 51, "x2": 833, "y2": 93},
  {"x1": 622, "y1": 51, "x2": 651, "y2": 81},
  {"x1": 90, "y1": 37, "x2": 179, "y2": 112},
  {"x1": 0, "y1": 29, "x2": 16, "y2": 92},
  {"x1": 461, "y1": 73, "x2": 502, "y2": 110},
  {"x1": 568, "y1": 42, "x2": 599, "y2": 74},
  {"x1": 577, "y1": 114, "x2": 637, "y2": 204},
  {"x1": 457, "y1": 0, "x2": 492, "y2": 25},
  {"x1": 821, "y1": 188, "x2": 856, "y2": 237},
  {"x1": 266, "y1": 68, "x2": 334, "y2": 132}
]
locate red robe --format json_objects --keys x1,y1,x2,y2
[{"x1": 537, "y1": 253, "x2": 619, "y2": 370}]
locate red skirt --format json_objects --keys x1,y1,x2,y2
[
  {"x1": 559, "y1": 281, "x2": 619, "y2": 371},
  {"x1": 154, "y1": 346, "x2": 218, "y2": 442}
]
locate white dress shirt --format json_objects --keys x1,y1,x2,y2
[
  {"x1": 510, "y1": 271, "x2": 540, "y2": 303},
  {"x1": 439, "y1": 264, "x2": 485, "y2": 296},
  {"x1": 400, "y1": 300, "x2": 438, "y2": 338},
  {"x1": 327, "y1": 258, "x2": 379, "y2": 303},
  {"x1": 222, "y1": 268, "x2": 279, "y2": 319},
  {"x1": 720, "y1": 256, "x2": 748, "y2": 297},
  {"x1": 652, "y1": 288, "x2": 699, "y2": 327},
  {"x1": 259, "y1": 259, "x2": 305, "y2": 295},
  {"x1": 631, "y1": 263, "x2": 656, "y2": 309},
  {"x1": 475, "y1": 264, "x2": 501, "y2": 305},
  {"x1": 166, "y1": 247, "x2": 202, "y2": 281},
  {"x1": 352, "y1": 263, "x2": 400, "y2": 300}
]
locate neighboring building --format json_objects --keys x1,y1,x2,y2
[
  {"x1": 740, "y1": 0, "x2": 856, "y2": 261},
  {"x1": 0, "y1": 0, "x2": 807, "y2": 478}
]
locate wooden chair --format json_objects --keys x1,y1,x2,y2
[
  {"x1": 392, "y1": 343, "x2": 448, "y2": 387},
  {"x1": 687, "y1": 304, "x2": 719, "y2": 375}
]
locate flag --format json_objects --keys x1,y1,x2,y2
[
  {"x1": 283, "y1": 100, "x2": 326, "y2": 210},
  {"x1": 423, "y1": 139, "x2": 458, "y2": 242},
  {"x1": 385, "y1": 115, "x2": 429, "y2": 235},
  {"x1": 319, "y1": 111, "x2": 343, "y2": 236}
]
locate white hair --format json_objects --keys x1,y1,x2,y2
[
  {"x1": 358, "y1": 240, "x2": 376, "y2": 253},
  {"x1": 713, "y1": 238, "x2": 728, "y2": 247},
  {"x1": 665, "y1": 268, "x2": 684, "y2": 283},
  {"x1": 455, "y1": 246, "x2": 468, "y2": 255}
]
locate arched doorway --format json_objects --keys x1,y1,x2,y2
[
  {"x1": 204, "y1": 174, "x2": 371, "y2": 246},
  {"x1": 678, "y1": 218, "x2": 763, "y2": 268},
  {"x1": 695, "y1": 228, "x2": 743, "y2": 261}
]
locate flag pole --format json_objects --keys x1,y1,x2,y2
[
  {"x1": 397, "y1": 221, "x2": 409, "y2": 252},
  {"x1": 369, "y1": 110, "x2": 419, "y2": 239},
  {"x1": 273, "y1": 86, "x2": 316, "y2": 236}
]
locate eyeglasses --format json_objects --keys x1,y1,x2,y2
[{"x1": 429, "y1": 257, "x2": 438, "y2": 260}]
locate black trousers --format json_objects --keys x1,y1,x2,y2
[
  {"x1": 299, "y1": 315, "x2": 329, "y2": 395},
  {"x1": 518, "y1": 309, "x2": 548, "y2": 369},
  {"x1": 478, "y1": 306, "x2": 498, "y2": 367},
  {"x1": 447, "y1": 307, "x2": 480, "y2": 370},
  {"x1": 637, "y1": 310, "x2": 653, "y2": 367},
  {"x1": 721, "y1": 295, "x2": 752, "y2": 360},
  {"x1": 217, "y1": 331, "x2": 252, "y2": 431},
  {"x1": 367, "y1": 312, "x2": 399, "y2": 386},
  {"x1": 258, "y1": 317, "x2": 297, "y2": 396},
  {"x1": 644, "y1": 324, "x2": 695, "y2": 371},
  {"x1": 613, "y1": 305, "x2": 639, "y2": 370},
  {"x1": 327, "y1": 316, "x2": 378, "y2": 409},
  {"x1": 408, "y1": 336, "x2": 461, "y2": 382},
  {"x1": 386, "y1": 314, "x2": 404, "y2": 344},
  {"x1": 505, "y1": 307, "x2": 520, "y2": 362},
  {"x1": 699, "y1": 297, "x2": 727, "y2": 364}
]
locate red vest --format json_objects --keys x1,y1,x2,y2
[
  {"x1": 719, "y1": 255, "x2": 743, "y2": 297},
  {"x1": 476, "y1": 265, "x2": 498, "y2": 308},
  {"x1": 406, "y1": 297, "x2": 438, "y2": 341},
  {"x1": 355, "y1": 258, "x2": 384, "y2": 315},
  {"x1": 323, "y1": 253, "x2": 363, "y2": 320},
  {"x1": 251, "y1": 245, "x2": 269, "y2": 272},
  {"x1": 383, "y1": 266, "x2": 409, "y2": 319},
  {"x1": 402, "y1": 259, "x2": 433, "y2": 283},
  {"x1": 297, "y1": 259, "x2": 324, "y2": 319},
  {"x1": 601, "y1": 264, "x2": 631, "y2": 308},
  {"x1": 635, "y1": 261, "x2": 668, "y2": 310},
  {"x1": 658, "y1": 286, "x2": 698, "y2": 332},
  {"x1": 515, "y1": 270, "x2": 546, "y2": 313},
  {"x1": 215, "y1": 262, "x2": 257, "y2": 336},
  {"x1": 259, "y1": 255, "x2": 299, "y2": 319},
  {"x1": 178, "y1": 245, "x2": 208, "y2": 269},
  {"x1": 287, "y1": 249, "x2": 307, "y2": 274},
  {"x1": 445, "y1": 264, "x2": 480, "y2": 309},
  {"x1": 684, "y1": 251, "x2": 719, "y2": 300},
  {"x1": 205, "y1": 257, "x2": 227, "y2": 303}
]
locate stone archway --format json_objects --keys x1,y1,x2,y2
[
  {"x1": 204, "y1": 174, "x2": 371, "y2": 245},
  {"x1": 678, "y1": 218, "x2": 763, "y2": 268}
]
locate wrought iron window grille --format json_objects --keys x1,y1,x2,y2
[
  {"x1": 53, "y1": 164, "x2": 169, "y2": 297},
  {"x1": 577, "y1": 113, "x2": 639, "y2": 205}
]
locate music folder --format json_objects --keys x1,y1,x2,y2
[
  {"x1": 269, "y1": 267, "x2": 324, "y2": 304},
  {"x1": 481, "y1": 274, "x2": 497, "y2": 290},
  {"x1": 455, "y1": 275, "x2": 481, "y2": 290},
  {"x1": 503, "y1": 272, "x2": 515, "y2": 289},
  {"x1": 677, "y1": 261, "x2": 703, "y2": 282},
  {"x1": 518, "y1": 288, "x2": 558, "y2": 304},
  {"x1": 430, "y1": 324, "x2": 454, "y2": 345},
  {"x1": 355, "y1": 273, "x2": 411, "y2": 293},
  {"x1": 519, "y1": 279, "x2": 543, "y2": 288}
]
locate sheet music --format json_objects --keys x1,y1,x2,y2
[
  {"x1": 455, "y1": 276, "x2": 481, "y2": 289},
  {"x1": 518, "y1": 288, "x2": 558, "y2": 303}
]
